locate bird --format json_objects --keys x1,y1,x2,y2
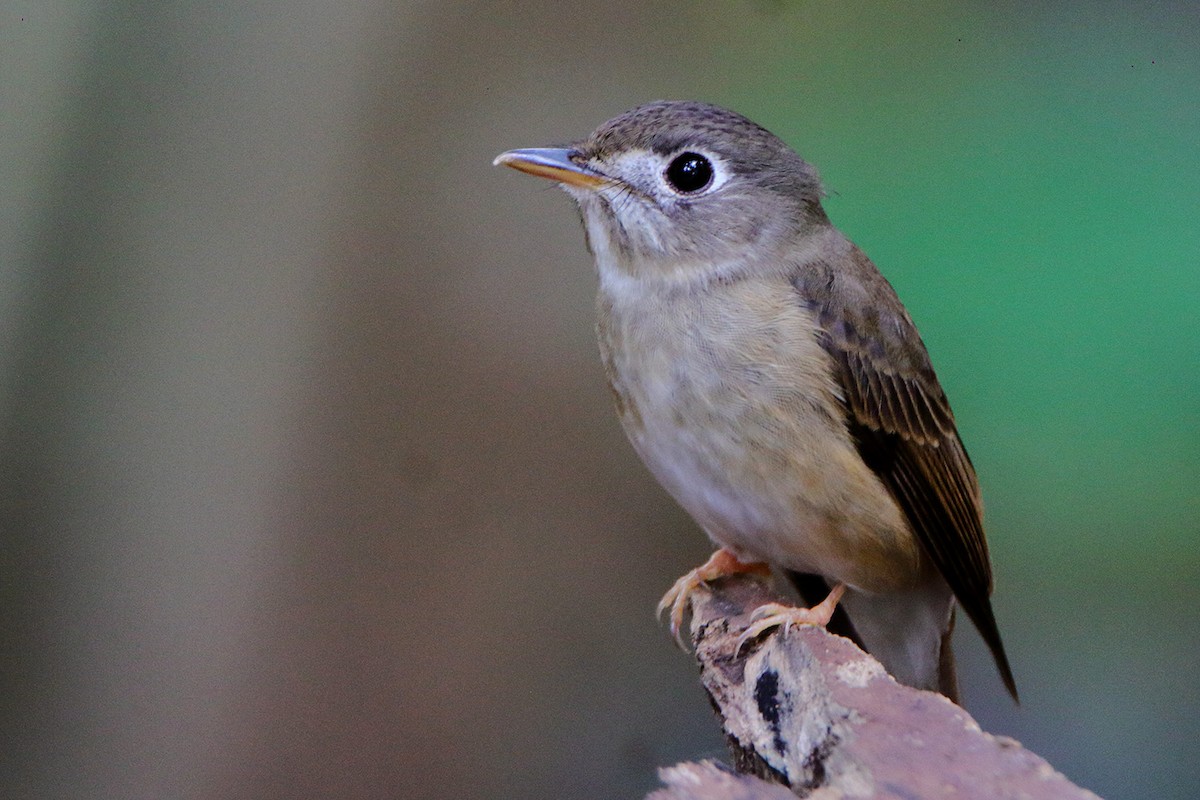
[{"x1": 494, "y1": 100, "x2": 1017, "y2": 703}]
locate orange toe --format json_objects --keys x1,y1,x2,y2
[
  {"x1": 657, "y1": 548, "x2": 771, "y2": 649},
  {"x1": 735, "y1": 583, "x2": 847, "y2": 655}
]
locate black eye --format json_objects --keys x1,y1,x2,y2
[{"x1": 665, "y1": 152, "x2": 714, "y2": 193}]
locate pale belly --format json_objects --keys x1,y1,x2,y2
[{"x1": 598, "y1": 279, "x2": 922, "y2": 593}]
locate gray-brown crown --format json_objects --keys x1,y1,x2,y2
[{"x1": 578, "y1": 100, "x2": 824, "y2": 204}]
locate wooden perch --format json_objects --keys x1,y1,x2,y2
[{"x1": 647, "y1": 574, "x2": 1100, "y2": 800}]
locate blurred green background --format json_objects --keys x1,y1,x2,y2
[{"x1": 2, "y1": 2, "x2": 1196, "y2": 799}]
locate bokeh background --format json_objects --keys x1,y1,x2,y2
[{"x1": 3, "y1": 2, "x2": 1197, "y2": 798}]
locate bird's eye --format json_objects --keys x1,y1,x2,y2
[{"x1": 664, "y1": 152, "x2": 714, "y2": 194}]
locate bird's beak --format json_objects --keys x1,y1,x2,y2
[{"x1": 493, "y1": 148, "x2": 608, "y2": 189}]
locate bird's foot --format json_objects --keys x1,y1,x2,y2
[
  {"x1": 735, "y1": 583, "x2": 847, "y2": 655},
  {"x1": 657, "y1": 548, "x2": 771, "y2": 650}
]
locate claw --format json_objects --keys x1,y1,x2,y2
[
  {"x1": 657, "y1": 548, "x2": 771, "y2": 650},
  {"x1": 735, "y1": 583, "x2": 847, "y2": 656},
  {"x1": 656, "y1": 570, "x2": 703, "y2": 649}
]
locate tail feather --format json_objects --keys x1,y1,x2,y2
[
  {"x1": 787, "y1": 573, "x2": 960, "y2": 701},
  {"x1": 937, "y1": 608, "x2": 960, "y2": 704}
]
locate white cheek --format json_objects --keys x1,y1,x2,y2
[
  {"x1": 603, "y1": 149, "x2": 730, "y2": 198},
  {"x1": 581, "y1": 208, "x2": 618, "y2": 268},
  {"x1": 573, "y1": 186, "x2": 667, "y2": 265},
  {"x1": 602, "y1": 149, "x2": 661, "y2": 189},
  {"x1": 569, "y1": 149, "x2": 735, "y2": 278}
]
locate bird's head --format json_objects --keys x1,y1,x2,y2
[{"x1": 496, "y1": 101, "x2": 829, "y2": 285}]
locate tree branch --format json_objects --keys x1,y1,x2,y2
[{"x1": 647, "y1": 574, "x2": 1100, "y2": 800}]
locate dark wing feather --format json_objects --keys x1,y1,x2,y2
[{"x1": 790, "y1": 246, "x2": 1017, "y2": 701}]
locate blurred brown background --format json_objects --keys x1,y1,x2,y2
[{"x1": 3, "y1": 2, "x2": 1197, "y2": 799}]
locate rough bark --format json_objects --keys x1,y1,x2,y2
[{"x1": 647, "y1": 574, "x2": 1100, "y2": 800}]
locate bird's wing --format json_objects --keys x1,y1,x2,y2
[{"x1": 790, "y1": 245, "x2": 1017, "y2": 700}]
